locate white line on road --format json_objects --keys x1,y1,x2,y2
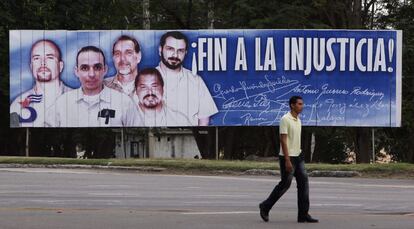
[
  {"x1": 312, "y1": 203, "x2": 363, "y2": 207},
  {"x1": 181, "y1": 211, "x2": 257, "y2": 215},
  {"x1": 0, "y1": 168, "x2": 108, "y2": 174},
  {"x1": 312, "y1": 181, "x2": 414, "y2": 189},
  {"x1": 195, "y1": 194, "x2": 249, "y2": 198}
]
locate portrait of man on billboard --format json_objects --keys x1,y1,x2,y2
[
  {"x1": 45, "y1": 46, "x2": 142, "y2": 127},
  {"x1": 10, "y1": 39, "x2": 71, "y2": 127},
  {"x1": 156, "y1": 31, "x2": 218, "y2": 126},
  {"x1": 104, "y1": 35, "x2": 142, "y2": 97},
  {"x1": 133, "y1": 68, "x2": 191, "y2": 126}
]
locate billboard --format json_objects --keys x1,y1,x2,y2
[{"x1": 9, "y1": 29, "x2": 402, "y2": 127}]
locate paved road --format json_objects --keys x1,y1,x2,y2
[{"x1": 0, "y1": 168, "x2": 413, "y2": 229}]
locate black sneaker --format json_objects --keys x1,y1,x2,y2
[
  {"x1": 298, "y1": 214, "x2": 319, "y2": 223},
  {"x1": 259, "y1": 203, "x2": 269, "y2": 222}
]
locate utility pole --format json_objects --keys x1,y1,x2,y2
[
  {"x1": 143, "y1": 0, "x2": 152, "y2": 159},
  {"x1": 207, "y1": 0, "x2": 214, "y2": 30},
  {"x1": 207, "y1": 0, "x2": 219, "y2": 160},
  {"x1": 369, "y1": 1, "x2": 375, "y2": 164},
  {"x1": 143, "y1": 0, "x2": 150, "y2": 29}
]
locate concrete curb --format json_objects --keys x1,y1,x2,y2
[
  {"x1": 0, "y1": 164, "x2": 361, "y2": 177},
  {"x1": 308, "y1": 170, "x2": 362, "y2": 177},
  {"x1": 243, "y1": 169, "x2": 361, "y2": 177},
  {"x1": 242, "y1": 169, "x2": 280, "y2": 176},
  {"x1": 0, "y1": 163, "x2": 166, "y2": 172}
]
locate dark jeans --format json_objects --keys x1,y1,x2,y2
[{"x1": 261, "y1": 153, "x2": 310, "y2": 217}]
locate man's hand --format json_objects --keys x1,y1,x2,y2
[
  {"x1": 280, "y1": 134, "x2": 293, "y2": 173},
  {"x1": 285, "y1": 159, "x2": 293, "y2": 173}
]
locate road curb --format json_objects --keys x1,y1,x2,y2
[
  {"x1": 242, "y1": 169, "x2": 361, "y2": 177},
  {"x1": 242, "y1": 169, "x2": 280, "y2": 176},
  {"x1": 0, "y1": 163, "x2": 166, "y2": 172},
  {"x1": 308, "y1": 170, "x2": 361, "y2": 177},
  {"x1": 0, "y1": 164, "x2": 361, "y2": 177}
]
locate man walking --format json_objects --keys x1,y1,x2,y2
[{"x1": 259, "y1": 96, "x2": 318, "y2": 223}]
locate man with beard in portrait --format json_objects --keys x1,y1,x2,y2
[
  {"x1": 133, "y1": 68, "x2": 190, "y2": 126},
  {"x1": 156, "y1": 31, "x2": 218, "y2": 126},
  {"x1": 10, "y1": 39, "x2": 71, "y2": 127}
]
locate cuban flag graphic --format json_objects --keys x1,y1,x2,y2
[{"x1": 18, "y1": 94, "x2": 43, "y2": 123}]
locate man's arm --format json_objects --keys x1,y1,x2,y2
[
  {"x1": 280, "y1": 134, "x2": 293, "y2": 173},
  {"x1": 197, "y1": 77, "x2": 218, "y2": 126},
  {"x1": 124, "y1": 96, "x2": 143, "y2": 127},
  {"x1": 44, "y1": 103, "x2": 58, "y2": 127}
]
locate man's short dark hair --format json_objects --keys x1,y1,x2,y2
[
  {"x1": 135, "y1": 68, "x2": 164, "y2": 89},
  {"x1": 31, "y1": 39, "x2": 62, "y2": 61},
  {"x1": 76, "y1": 46, "x2": 106, "y2": 66},
  {"x1": 289, "y1": 96, "x2": 303, "y2": 108},
  {"x1": 113, "y1": 35, "x2": 141, "y2": 54},
  {"x1": 159, "y1": 31, "x2": 188, "y2": 50}
]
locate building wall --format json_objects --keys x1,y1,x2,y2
[
  {"x1": 150, "y1": 134, "x2": 200, "y2": 158},
  {"x1": 115, "y1": 132, "x2": 146, "y2": 159},
  {"x1": 115, "y1": 130, "x2": 200, "y2": 159}
]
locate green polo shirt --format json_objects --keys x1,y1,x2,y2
[{"x1": 279, "y1": 111, "x2": 302, "y2": 157}]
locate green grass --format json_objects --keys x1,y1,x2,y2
[
  {"x1": 0, "y1": 156, "x2": 413, "y2": 176},
  {"x1": 0, "y1": 156, "x2": 277, "y2": 171}
]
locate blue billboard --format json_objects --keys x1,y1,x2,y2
[{"x1": 9, "y1": 29, "x2": 402, "y2": 127}]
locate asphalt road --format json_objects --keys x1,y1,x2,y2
[{"x1": 0, "y1": 168, "x2": 413, "y2": 229}]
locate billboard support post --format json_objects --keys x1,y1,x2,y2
[
  {"x1": 215, "y1": 127, "x2": 219, "y2": 160},
  {"x1": 372, "y1": 128, "x2": 375, "y2": 163},
  {"x1": 121, "y1": 128, "x2": 126, "y2": 159},
  {"x1": 25, "y1": 128, "x2": 29, "y2": 157}
]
